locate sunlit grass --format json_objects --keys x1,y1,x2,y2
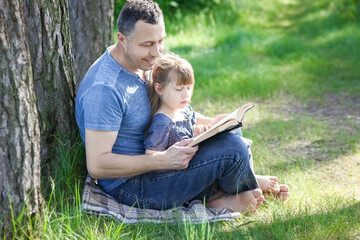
[
  {"x1": 165, "y1": 0, "x2": 360, "y2": 105},
  {"x1": 5, "y1": 0, "x2": 360, "y2": 239}
]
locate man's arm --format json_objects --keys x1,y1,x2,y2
[{"x1": 85, "y1": 129, "x2": 198, "y2": 179}]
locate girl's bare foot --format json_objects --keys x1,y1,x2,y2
[
  {"x1": 206, "y1": 189, "x2": 264, "y2": 213},
  {"x1": 256, "y1": 175, "x2": 280, "y2": 194}
]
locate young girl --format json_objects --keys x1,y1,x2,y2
[
  {"x1": 144, "y1": 52, "x2": 207, "y2": 152},
  {"x1": 145, "y1": 53, "x2": 251, "y2": 156},
  {"x1": 145, "y1": 53, "x2": 289, "y2": 200}
]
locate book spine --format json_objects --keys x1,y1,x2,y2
[{"x1": 225, "y1": 123, "x2": 242, "y2": 132}]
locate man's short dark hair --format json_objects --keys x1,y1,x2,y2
[{"x1": 117, "y1": 0, "x2": 163, "y2": 37}]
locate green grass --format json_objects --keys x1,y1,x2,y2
[
  {"x1": 5, "y1": 0, "x2": 360, "y2": 239},
  {"x1": 165, "y1": 0, "x2": 360, "y2": 104}
]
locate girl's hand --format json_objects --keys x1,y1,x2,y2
[
  {"x1": 211, "y1": 114, "x2": 228, "y2": 125},
  {"x1": 194, "y1": 124, "x2": 212, "y2": 137}
]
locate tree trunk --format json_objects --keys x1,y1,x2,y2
[
  {"x1": 0, "y1": 0, "x2": 43, "y2": 233},
  {"x1": 69, "y1": 0, "x2": 114, "y2": 87},
  {"x1": 23, "y1": 0, "x2": 77, "y2": 161},
  {"x1": 0, "y1": 0, "x2": 114, "y2": 235}
]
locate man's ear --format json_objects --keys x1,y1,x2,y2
[
  {"x1": 154, "y1": 83, "x2": 163, "y2": 95},
  {"x1": 117, "y1": 32, "x2": 126, "y2": 46}
]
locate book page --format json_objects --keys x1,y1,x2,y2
[
  {"x1": 206, "y1": 107, "x2": 240, "y2": 131},
  {"x1": 188, "y1": 103, "x2": 254, "y2": 147},
  {"x1": 236, "y1": 103, "x2": 254, "y2": 122}
]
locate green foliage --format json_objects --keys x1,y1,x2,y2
[
  {"x1": 155, "y1": 0, "x2": 220, "y2": 15},
  {"x1": 329, "y1": 0, "x2": 360, "y2": 20},
  {"x1": 113, "y1": 0, "x2": 124, "y2": 26},
  {"x1": 113, "y1": 0, "x2": 235, "y2": 25}
]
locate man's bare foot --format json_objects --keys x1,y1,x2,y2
[
  {"x1": 256, "y1": 175, "x2": 290, "y2": 201},
  {"x1": 276, "y1": 184, "x2": 290, "y2": 201},
  {"x1": 206, "y1": 189, "x2": 264, "y2": 213},
  {"x1": 256, "y1": 175, "x2": 280, "y2": 194}
]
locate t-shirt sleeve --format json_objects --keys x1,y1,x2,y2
[
  {"x1": 82, "y1": 84, "x2": 124, "y2": 131},
  {"x1": 144, "y1": 119, "x2": 171, "y2": 151}
]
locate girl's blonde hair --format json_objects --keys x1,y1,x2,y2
[{"x1": 147, "y1": 52, "x2": 194, "y2": 132}]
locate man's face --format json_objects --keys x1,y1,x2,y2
[{"x1": 122, "y1": 20, "x2": 166, "y2": 73}]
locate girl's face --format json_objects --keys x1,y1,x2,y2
[{"x1": 156, "y1": 75, "x2": 194, "y2": 112}]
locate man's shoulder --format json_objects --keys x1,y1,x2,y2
[{"x1": 81, "y1": 58, "x2": 128, "y2": 91}]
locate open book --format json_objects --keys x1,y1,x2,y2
[{"x1": 187, "y1": 103, "x2": 254, "y2": 147}]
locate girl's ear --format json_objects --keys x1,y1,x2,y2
[{"x1": 154, "y1": 83, "x2": 163, "y2": 95}]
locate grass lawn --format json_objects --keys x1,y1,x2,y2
[
  {"x1": 9, "y1": 0, "x2": 360, "y2": 239},
  {"x1": 166, "y1": 0, "x2": 360, "y2": 238}
]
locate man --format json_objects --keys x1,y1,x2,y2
[{"x1": 75, "y1": 0, "x2": 265, "y2": 212}]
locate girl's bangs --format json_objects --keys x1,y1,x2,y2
[{"x1": 175, "y1": 71, "x2": 194, "y2": 86}]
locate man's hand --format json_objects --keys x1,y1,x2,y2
[{"x1": 155, "y1": 138, "x2": 198, "y2": 170}]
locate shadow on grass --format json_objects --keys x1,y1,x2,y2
[
  {"x1": 216, "y1": 201, "x2": 360, "y2": 240},
  {"x1": 245, "y1": 115, "x2": 360, "y2": 174},
  {"x1": 115, "y1": 201, "x2": 360, "y2": 239}
]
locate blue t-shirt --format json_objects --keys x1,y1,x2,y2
[
  {"x1": 75, "y1": 48, "x2": 151, "y2": 192},
  {"x1": 144, "y1": 105, "x2": 196, "y2": 151}
]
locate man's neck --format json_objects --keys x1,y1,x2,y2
[{"x1": 109, "y1": 43, "x2": 145, "y2": 80}]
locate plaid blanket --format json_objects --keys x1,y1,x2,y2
[{"x1": 82, "y1": 175, "x2": 241, "y2": 224}]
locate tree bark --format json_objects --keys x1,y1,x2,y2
[
  {"x1": 0, "y1": 0, "x2": 114, "y2": 235},
  {"x1": 0, "y1": 0, "x2": 43, "y2": 233},
  {"x1": 22, "y1": 0, "x2": 77, "y2": 161},
  {"x1": 69, "y1": 0, "x2": 114, "y2": 87}
]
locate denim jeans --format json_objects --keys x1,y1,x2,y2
[{"x1": 107, "y1": 131, "x2": 259, "y2": 210}]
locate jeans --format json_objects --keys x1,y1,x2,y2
[{"x1": 106, "y1": 131, "x2": 259, "y2": 210}]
